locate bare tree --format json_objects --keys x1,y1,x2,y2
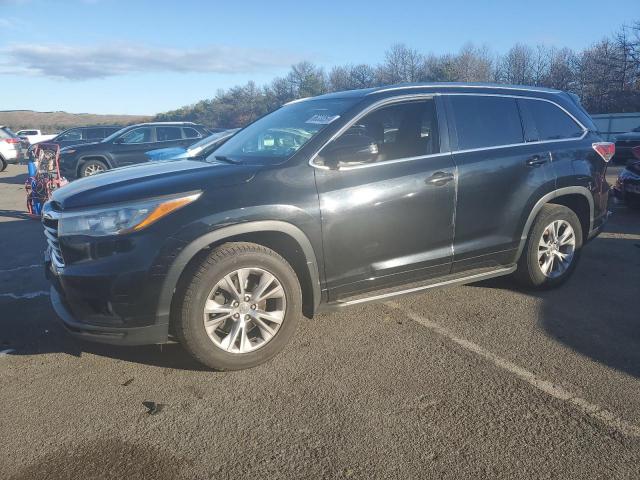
[{"x1": 378, "y1": 44, "x2": 426, "y2": 84}]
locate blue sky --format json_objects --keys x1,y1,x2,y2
[{"x1": 0, "y1": 0, "x2": 636, "y2": 115}]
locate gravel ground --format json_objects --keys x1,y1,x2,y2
[{"x1": 0, "y1": 164, "x2": 638, "y2": 479}]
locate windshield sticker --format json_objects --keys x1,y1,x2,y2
[{"x1": 305, "y1": 114, "x2": 340, "y2": 125}]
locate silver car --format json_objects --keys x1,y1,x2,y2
[{"x1": 0, "y1": 126, "x2": 24, "y2": 171}]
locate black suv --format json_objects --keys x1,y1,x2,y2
[
  {"x1": 58, "y1": 122, "x2": 210, "y2": 179},
  {"x1": 43, "y1": 83, "x2": 612, "y2": 371},
  {"x1": 27, "y1": 126, "x2": 121, "y2": 157}
]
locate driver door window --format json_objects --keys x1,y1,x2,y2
[
  {"x1": 120, "y1": 127, "x2": 152, "y2": 144},
  {"x1": 320, "y1": 99, "x2": 439, "y2": 167}
]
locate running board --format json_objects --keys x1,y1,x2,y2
[{"x1": 332, "y1": 265, "x2": 517, "y2": 308}]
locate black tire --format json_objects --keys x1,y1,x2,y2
[
  {"x1": 174, "y1": 242, "x2": 302, "y2": 371},
  {"x1": 79, "y1": 159, "x2": 108, "y2": 177},
  {"x1": 0, "y1": 158, "x2": 6, "y2": 172},
  {"x1": 514, "y1": 204, "x2": 583, "y2": 289}
]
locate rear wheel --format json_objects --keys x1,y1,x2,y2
[
  {"x1": 174, "y1": 242, "x2": 302, "y2": 371},
  {"x1": 0, "y1": 158, "x2": 6, "y2": 172},
  {"x1": 79, "y1": 159, "x2": 108, "y2": 177},
  {"x1": 515, "y1": 204, "x2": 583, "y2": 289}
]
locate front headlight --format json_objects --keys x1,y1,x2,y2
[{"x1": 58, "y1": 192, "x2": 201, "y2": 237}]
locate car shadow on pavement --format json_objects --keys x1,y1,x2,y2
[
  {"x1": 0, "y1": 294, "x2": 209, "y2": 371},
  {"x1": 0, "y1": 171, "x2": 28, "y2": 185},
  {"x1": 475, "y1": 206, "x2": 640, "y2": 379}
]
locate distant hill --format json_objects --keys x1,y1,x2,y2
[{"x1": 0, "y1": 110, "x2": 152, "y2": 133}]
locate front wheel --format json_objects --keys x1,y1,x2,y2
[
  {"x1": 79, "y1": 159, "x2": 108, "y2": 177},
  {"x1": 174, "y1": 242, "x2": 302, "y2": 371},
  {"x1": 515, "y1": 204, "x2": 583, "y2": 289}
]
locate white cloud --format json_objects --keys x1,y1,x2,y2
[{"x1": 0, "y1": 43, "x2": 305, "y2": 80}]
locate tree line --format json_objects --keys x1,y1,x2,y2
[{"x1": 155, "y1": 21, "x2": 640, "y2": 128}]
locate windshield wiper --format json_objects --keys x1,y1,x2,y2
[{"x1": 212, "y1": 155, "x2": 242, "y2": 165}]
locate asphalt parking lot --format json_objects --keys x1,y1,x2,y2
[{"x1": 0, "y1": 163, "x2": 639, "y2": 479}]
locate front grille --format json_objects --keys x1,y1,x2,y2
[{"x1": 43, "y1": 214, "x2": 65, "y2": 268}]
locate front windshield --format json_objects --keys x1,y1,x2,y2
[
  {"x1": 188, "y1": 129, "x2": 239, "y2": 155},
  {"x1": 208, "y1": 97, "x2": 360, "y2": 164}
]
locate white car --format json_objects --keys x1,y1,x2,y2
[
  {"x1": 15, "y1": 129, "x2": 57, "y2": 145},
  {"x1": 0, "y1": 126, "x2": 25, "y2": 171}
]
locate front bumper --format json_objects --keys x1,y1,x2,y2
[
  {"x1": 45, "y1": 243, "x2": 172, "y2": 346},
  {"x1": 50, "y1": 286, "x2": 169, "y2": 345}
]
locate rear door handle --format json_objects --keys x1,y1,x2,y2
[
  {"x1": 526, "y1": 154, "x2": 549, "y2": 167},
  {"x1": 426, "y1": 171, "x2": 454, "y2": 186}
]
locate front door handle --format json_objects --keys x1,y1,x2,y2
[
  {"x1": 526, "y1": 154, "x2": 549, "y2": 167},
  {"x1": 426, "y1": 171, "x2": 454, "y2": 186}
]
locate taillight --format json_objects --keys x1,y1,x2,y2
[
  {"x1": 632, "y1": 145, "x2": 640, "y2": 160},
  {"x1": 592, "y1": 142, "x2": 615, "y2": 162},
  {"x1": 2, "y1": 138, "x2": 20, "y2": 144}
]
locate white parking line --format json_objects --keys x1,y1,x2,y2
[
  {"x1": 0, "y1": 291, "x2": 49, "y2": 300},
  {"x1": 0, "y1": 264, "x2": 41, "y2": 273},
  {"x1": 0, "y1": 349, "x2": 16, "y2": 356},
  {"x1": 387, "y1": 301, "x2": 640, "y2": 438}
]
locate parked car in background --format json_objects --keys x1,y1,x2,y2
[
  {"x1": 145, "y1": 129, "x2": 239, "y2": 162},
  {"x1": 613, "y1": 146, "x2": 640, "y2": 207},
  {"x1": 614, "y1": 126, "x2": 640, "y2": 161},
  {"x1": 44, "y1": 83, "x2": 612, "y2": 371},
  {"x1": 16, "y1": 129, "x2": 56, "y2": 145},
  {"x1": 58, "y1": 122, "x2": 210, "y2": 178},
  {"x1": 27, "y1": 125, "x2": 121, "y2": 158},
  {"x1": 0, "y1": 126, "x2": 24, "y2": 171}
]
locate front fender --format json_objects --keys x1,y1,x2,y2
[{"x1": 156, "y1": 220, "x2": 322, "y2": 323}]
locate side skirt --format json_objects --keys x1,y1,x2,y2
[{"x1": 321, "y1": 265, "x2": 517, "y2": 310}]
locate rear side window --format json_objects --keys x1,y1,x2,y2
[
  {"x1": 156, "y1": 126, "x2": 182, "y2": 141},
  {"x1": 520, "y1": 99, "x2": 584, "y2": 141},
  {"x1": 182, "y1": 127, "x2": 201, "y2": 139},
  {"x1": 85, "y1": 128, "x2": 104, "y2": 140},
  {"x1": 449, "y1": 96, "x2": 523, "y2": 150}
]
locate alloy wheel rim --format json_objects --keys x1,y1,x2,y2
[
  {"x1": 203, "y1": 267, "x2": 286, "y2": 354},
  {"x1": 85, "y1": 164, "x2": 105, "y2": 176},
  {"x1": 538, "y1": 220, "x2": 576, "y2": 278}
]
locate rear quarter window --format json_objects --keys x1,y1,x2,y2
[
  {"x1": 520, "y1": 99, "x2": 584, "y2": 141},
  {"x1": 449, "y1": 96, "x2": 524, "y2": 150},
  {"x1": 182, "y1": 127, "x2": 202, "y2": 139}
]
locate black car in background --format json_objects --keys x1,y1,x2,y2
[
  {"x1": 614, "y1": 126, "x2": 640, "y2": 161},
  {"x1": 44, "y1": 83, "x2": 612, "y2": 371},
  {"x1": 613, "y1": 147, "x2": 640, "y2": 207},
  {"x1": 28, "y1": 126, "x2": 121, "y2": 158},
  {"x1": 58, "y1": 122, "x2": 210, "y2": 178}
]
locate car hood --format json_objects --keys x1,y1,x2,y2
[
  {"x1": 51, "y1": 159, "x2": 257, "y2": 210},
  {"x1": 60, "y1": 141, "x2": 102, "y2": 153}
]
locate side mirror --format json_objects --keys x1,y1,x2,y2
[{"x1": 320, "y1": 134, "x2": 379, "y2": 169}]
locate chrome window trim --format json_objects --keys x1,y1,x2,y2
[{"x1": 309, "y1": 93, "x2": 587, "y2": 171}]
